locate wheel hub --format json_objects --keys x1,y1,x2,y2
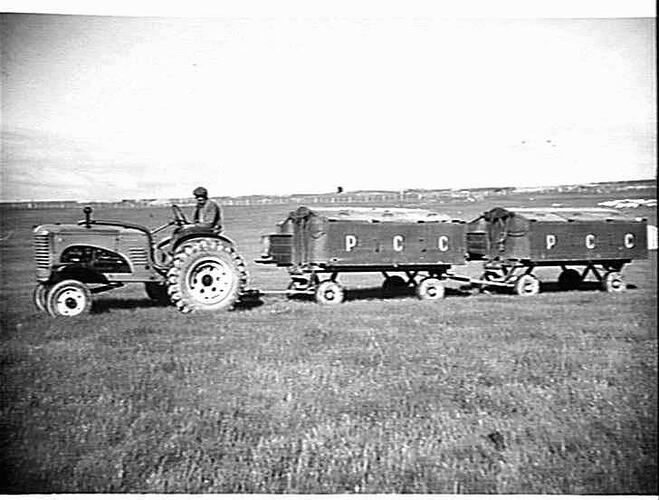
[
  {"x1": 610, "y1": 277, "x2": 622, "y2": 289},
  {"x1": 55, "y1": 288, "x2": 86, "y2": 316},
  {"x1": 187, "y1": 259, "x2": 235, "y2": 305}
]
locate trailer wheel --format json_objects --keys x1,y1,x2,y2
[
  {"x1": 416, "y1": 277, "x2": 445, "y2": 300},
  {"x1": 382, "y1": 275, "x2": 408, "y2": 297},
  {"x1": 514, "y1": 274, "x2": 540, "y2": 296},
  {"x1": 32, "y1": 283, "x2": 50, "y2": 312},
  {"x1": 315, "y1": 280, "x2": 344, "y2": 305},
  {"x1": 144, "y1": 282, "x2": 170, "y2": 305},
  {"x1": 167, "y1": 239, "x2": 247, "y2": 313},
  {"x1": 45, "y1": 279, "x2": 92, "y2": 317},
  {"x1": 602, "y1": 271, "x2": 625, "y2": 293},
  {"x1": 558, "y1": 269, "x2": 582, "y2": 291}
]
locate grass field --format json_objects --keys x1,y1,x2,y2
[{"x1": 0, "y1": 190, "x2": 656, "y2": 493}]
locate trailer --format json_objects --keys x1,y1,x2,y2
[
  {"x1": 257, "y1": 206, "x2": 467, "y2": 303},
  {"x1": 465, "y1": 207, "x2": 648, "y2": 295}
]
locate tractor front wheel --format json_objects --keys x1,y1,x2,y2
[
  {"x1": 32, "y1": 283, "x2": 50, "y2": 312},
  {"x1": 166, "y1": 240, "x2": 247, "y2": 313},
  {"x1": 45, "y1": 280, "x2": 92, "y2": 317}
]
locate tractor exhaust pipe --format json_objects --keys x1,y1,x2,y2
[{"x1": 83, "y1": 206, "x2": 93, "y2": 228}]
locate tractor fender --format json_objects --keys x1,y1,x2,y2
[{"x1": 171, "y1": 228, "x2": 237, "y2": 251}]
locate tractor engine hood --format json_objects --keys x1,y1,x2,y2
[
  {"x1": 34, "y1": 220, "x2": 151, "y2": 237},
  {"x1": 34, "y1": 223, "x2": 120, "y2": 235}
]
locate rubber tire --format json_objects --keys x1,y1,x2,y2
[
  {"x1": 144, "y1": 282, "x2": 171, "y2": 305},
  {"x1": 45, "y1": 280, "x2": 92, "y2": 317},
  {"x1": 514, "y1": 274, "x2": 540, "y2": 296},
  {"x1": 315, "y1": 280, "x2": 344, "y2": 305},
  {"x1": 602, "y1": 271, "x2": 625, "y2": 293},
  {"x1": 166, "y1": 239, "x2": 247, "y2": 313},
  {"x1": 33, "y1": 283, "x2": 49, "y2": 312},
  {"x1": 558, "y1": 269, "x2": 582, "y2": 291},
  {"x1": 416, "y1": 277, "x2": 446, "y2": 300},
  {"x1": 382, "y1": 275, "x2": 408, "y2": 297}
]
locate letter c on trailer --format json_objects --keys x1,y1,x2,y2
[
  {"x1": 586, "y1": 234, "x2": 596, "y2": 249},
  {"x1": 393, "y1": 235, "x2": 404, "y2": 251},
  {"x1": 438, "y1": 235, "x2": 449, "y2": 251},
  {"x1": 624, "y1": 233, "x2": 635, "y2": 248}
]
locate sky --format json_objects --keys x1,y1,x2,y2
[{"x1": 0, "y1": 1, "x2": 656, "y2": 201}]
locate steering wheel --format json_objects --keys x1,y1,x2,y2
[{"x1": 171, "y1": 204, "x2": 189, "y2": 226}]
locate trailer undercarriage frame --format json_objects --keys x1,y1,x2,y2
[{"x1": 446, "y1": 259, "x2": 631, "y2": 295}]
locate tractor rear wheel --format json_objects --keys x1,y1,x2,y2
[
  {"x1": 45, "y1": 279, "x2": 92, "y2": 317},
  {"x1": 166, "y1": 239, "x2": 247, "y2": 313}
]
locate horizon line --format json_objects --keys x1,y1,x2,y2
[{"x1": 1, "y1": 177, "x2": 656, "y2": 204}]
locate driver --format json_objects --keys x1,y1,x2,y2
[{"x1": 192, "y1": 186, "x2": 222, "y2": 232}]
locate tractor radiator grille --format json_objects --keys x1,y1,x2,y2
[
  {"x1": 33, "y1": 234, "x2": 52, "y2": 268},
  {"x1": 128, "y1": 247, "x2": 149, "y2": 267}
]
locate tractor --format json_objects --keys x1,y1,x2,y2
[{"x1": 32, "y1": 205, "x2": 248, "y2": 317}]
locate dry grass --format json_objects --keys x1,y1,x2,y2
[{"x1": 0, "y1": 193, "x2": 656, "y2": 493}]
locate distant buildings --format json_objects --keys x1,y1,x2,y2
[
  {"x1": 1, "y1": 179, "x2": 655, "y2": 210},
  {"x1": 0, "y1": 200, "x2": 78, "y2": 209}
]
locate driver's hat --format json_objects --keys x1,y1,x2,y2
[{"x1": 193, "y1": 186, "x2": 208, "y2": 198}]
